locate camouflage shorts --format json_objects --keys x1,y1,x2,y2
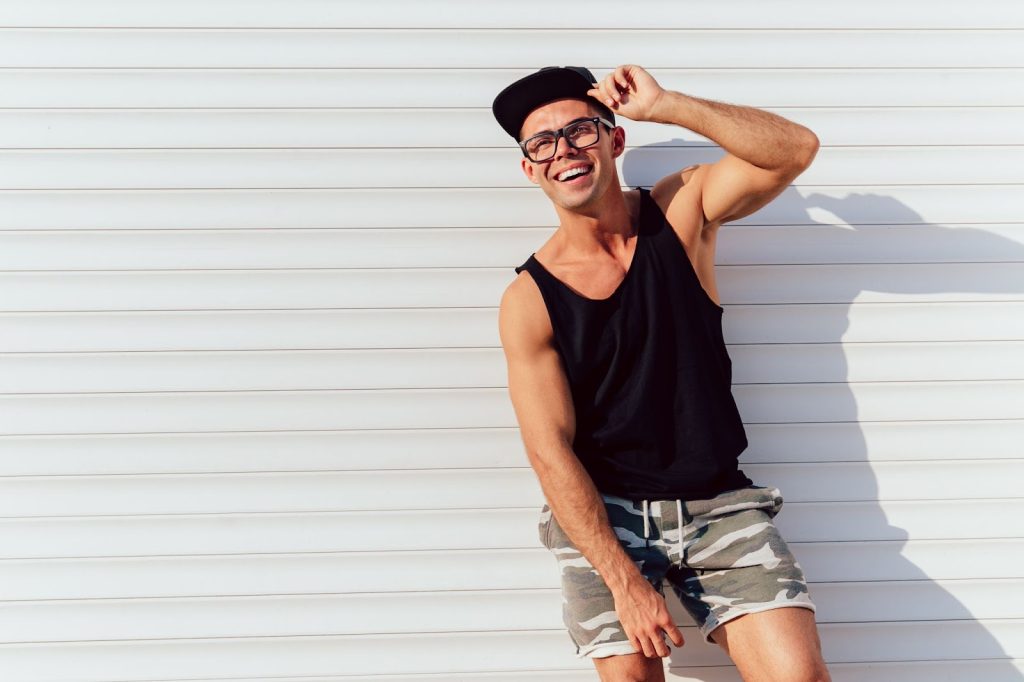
[{"x1": 538, "y1": 484, "x2": 816, "y2": 658}]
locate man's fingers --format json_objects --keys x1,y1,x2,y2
[
  {"x1": 634, "y1": 628, "x2": 659, "y2": 658},
  {"x1": 603, "y1": 84, "x2": 616, "y2": 106},
  {"x1": 628, "y1": 626, "x2": 679, "y2": 658},
  {"x1": 614, "y1": 65, "x2": 630, "y2": 92},
  {"x1": 591, "y1": 71, "x2": 635, "y2": 109},
  {"x1": 591, "y1": 80, "x2": 613, "y2": 107},
  {"x1": 629, "y1": 632, "x2": 645, "y2": 656},
  {"x1": 601, "y1": 76, "x2": 621, "y2": 105},
  {"x1": 652, "y1": 633, "x2": 670, "y2": 658}
]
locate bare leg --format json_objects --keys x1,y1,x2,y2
[
  {"x1": 593, "y1": 651, "x2": 667, "y2": 682},
  {"x1": 709, "y1": 606, "x2": 830, "y2": 682}
]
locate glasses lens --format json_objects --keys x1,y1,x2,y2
[
  {"x1": 567, "y1": 121, "x2": 599, "y2": 149},
  {"x1": 525, "y1": 134, "x2": 557, "y2": 161}
]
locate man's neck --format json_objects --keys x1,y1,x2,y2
[{"x1": 551, "y1": 186, "x2": 636, "y2": 257}]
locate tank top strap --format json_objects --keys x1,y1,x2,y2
[
  {"x1": 514, "y1": 253, "x2": 555, "y2": 289},
  {"x1": 635, "y1": 186, "x2": 653, "y2": 236}
]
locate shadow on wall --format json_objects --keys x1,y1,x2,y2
[{"x1": 622, "y1": 140, "x2": 1024, "y2": 679}]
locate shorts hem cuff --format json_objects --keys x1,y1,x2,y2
[
  {"x1": 701, "y1": 602, "x2": 817, "y2": 643},
  {"x1": 576, "y1": 641, "x2": 639, "y2": 659}
]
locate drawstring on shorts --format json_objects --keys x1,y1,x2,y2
[
  {"x1": 639, "y1": 498, "x2": 685, "y2": 560},
  {"x1": 642, "y1": 499, "x2": 649, "y2": 539},
  {"x1": 676, "y1": 498, "x2": 683, "y2": 559}
]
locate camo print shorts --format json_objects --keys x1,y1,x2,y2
[{"x1": 538, "y1": 484, "x2": 816, "y2": 658}]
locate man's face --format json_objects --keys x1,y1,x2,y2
[{"x1": 518, "y1": 98, "x2": 624, "y2": 211}]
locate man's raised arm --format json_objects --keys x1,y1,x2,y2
[{"x1": 588, "y1": 64, "x2": 819, "y2": 228}]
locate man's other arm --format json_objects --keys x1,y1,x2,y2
[{"x1": 498, "y1": 273, "x2": 684, "y2": 657}]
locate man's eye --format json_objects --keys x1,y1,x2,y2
[
  {"x1": 568, "y1": 123, "x2": 594, "y2": 138},
  {"x1": 529, "y1": 137, "x2": 555, "y2": 151}
]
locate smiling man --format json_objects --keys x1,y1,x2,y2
[{"x1": 494, "y1": 65, "x2": 829, "y2": 682}]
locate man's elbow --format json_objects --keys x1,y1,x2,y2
[
  {"x1": 524, "y1": 436, "x2": 574, "y2": 471},
  {"x1": 794, "y1": 129, "x2": 820, "y2": 168}
]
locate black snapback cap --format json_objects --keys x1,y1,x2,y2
[{"x1": 492, "y1": 66, "x2": 614, "y2": 141}]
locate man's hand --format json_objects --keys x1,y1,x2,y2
[
  {"x1": 588, "y1": 64, "x2": 667, "y2": 123},
  {"x1": 613, "y1": 574, "x2": 686, "y2": 657}
]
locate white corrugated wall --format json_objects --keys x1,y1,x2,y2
[{"x1": 0, "y1": 1, "x2": 1022, "y2": 680}]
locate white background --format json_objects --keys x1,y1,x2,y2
[{"x1": 0, "y1": 1, "x2": 1022, "y2": 680}]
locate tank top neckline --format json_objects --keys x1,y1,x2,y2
[{"x1": 528, "y1": 187, "x2": 648, "y2": 304}]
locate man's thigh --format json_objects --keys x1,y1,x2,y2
[
  {"x1": 593, "y1": 652, "x2": 666, "y2": 682},
  {"x1": 709, "y1": 606, "x2": 830, "y2": 682}
]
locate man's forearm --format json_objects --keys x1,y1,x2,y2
[
  {"x1": 531, "y1": 444, "x2": 643, "y2": 595},
  {"x1": 650, "y1": 90, "x2": 818, "y2": 171}
]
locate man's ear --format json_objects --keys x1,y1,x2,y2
[
  {"x1": 611, "y1": 127, "x2": 626, "y2": 159},
  {"x1": 520, "y1": 157, "x2": 540, "y2": 185}
]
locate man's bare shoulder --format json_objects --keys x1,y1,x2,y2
[
  {"x1": 499, "y1": 269, "x2": 554, "y2": 352},
  {"x1": 650, "y1": 163, "x2": 709, "y2": 243},
  {"x1": 650, "y1": 164, "x2": 704, "y2": 215}
]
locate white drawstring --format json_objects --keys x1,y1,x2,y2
[
  {"x1": 640, "y1": 498, "x2": 684, "y2": 557},
  {"x1": 676, "y1": 499, "x2": 684, "y2": 560}
]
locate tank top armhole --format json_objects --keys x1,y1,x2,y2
[
  {"x1": 639, "y1": 184, "x2": 724, "y2": 314},
  {"x1": 514, "y1": 259, "x2": 576, "y2": 389}
]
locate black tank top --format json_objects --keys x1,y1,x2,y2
[{"x1": 514, "y1": 187, "x2": 752, "y2": 500}]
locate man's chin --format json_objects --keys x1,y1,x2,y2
[{"x1": 544, "y1": 179, "x2": 599, "y2": 209}]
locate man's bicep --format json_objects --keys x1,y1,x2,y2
[
  {"x1": 498, "y1": 283, "x2": 577, "y2": 464},
  {"x1": 700, "y1": 152, "x2": 806, "y2": 226},
  {"x1": 507, "y1": 340, "x2": 577, "y2": 461}
]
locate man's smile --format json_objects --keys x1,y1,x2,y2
[{"x1": 554, "y1": 162, "x2": 594, "y2": 183}]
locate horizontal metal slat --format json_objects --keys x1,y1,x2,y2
[
  {"x1": 1, "y1": 383, "x2": 1022, "y2": 435},
  {"x1": 2, "y1": 263, "x2": 1024, "y2": 312},
  {"x1": 3, "y1": 342, "x2": 1023, "y2": 393},
  {"x1": 291, "y1": 659, "x2": 1024, "y2": 682},
  {"x1": 0, "y1": 500, "x2": 1020, "y2": 559},
  {"x1": 0, "y1": 29, "x2": 1022, "y2": 68},
  {"x1": 2, "y1": 146, "x2": 1023, "y2": 189},
  {"x1": 0, "y1": 460, "x2": 1020, "y2": 517},
  {"x1": 0, "y1": 0, "x2": 1021, "y2": 29},
  {"x1": 1, "y1": 539, "x2": 1019, "y2": 600},
  {"x1": 0, "y1": 621, "x2": 1020, "y2": 678},
  {"x1": 2, "y1": 186, "x2": 1021, "y2": 229},
  {"x1": 2, "y1": 68, "x2": 1019, "y2": 108},
  {"x1": 0, "y1": 579, "x2": 1018, "y2": 643},
  {"x1": 2, "y1": 303, "x2": 1024, "y2": 354},
  {"x1": 2, "y1": 224, "x2": 1023, "y2": 270},
  {"x1": 0, "y1": 420, "x2": 1022, "y2": 476},
  {"x1": 2, "y1": 107, "x2": 1022, "y2": 148}
]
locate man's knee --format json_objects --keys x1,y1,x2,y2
[{"x1": 758, "y1": 652, "x2": 831, "y2": 682}]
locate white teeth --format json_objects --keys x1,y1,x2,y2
[{"x1": 558, "y1": 166, "x2": 591, "y2": 181}]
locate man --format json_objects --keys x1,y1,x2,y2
[{"x1": 494, "y1": 65, "x2": 829, "y2": 682}]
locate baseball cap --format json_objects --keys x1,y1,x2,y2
[{"x1": 491, "y1": 66, "x2": 615, "y2": 141}]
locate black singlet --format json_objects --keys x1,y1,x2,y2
[{"x1": 514, "y1": 186, "x2": 753, "y2": 500}]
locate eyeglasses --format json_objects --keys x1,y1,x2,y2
[{"x1": 519, "y1": 116, "x2": 616, "y2": 162}]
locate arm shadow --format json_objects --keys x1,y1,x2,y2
[{"x1": 623, "y1": 140, "x2": 1024, "y2": 675}]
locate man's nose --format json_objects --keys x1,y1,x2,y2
[{"x1": 552, "y1": 134, "x2": 579, "y2": 161}]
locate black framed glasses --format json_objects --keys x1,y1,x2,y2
[{"x1": 519, "y1": 116, "x2": 616, "y2": 162}]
